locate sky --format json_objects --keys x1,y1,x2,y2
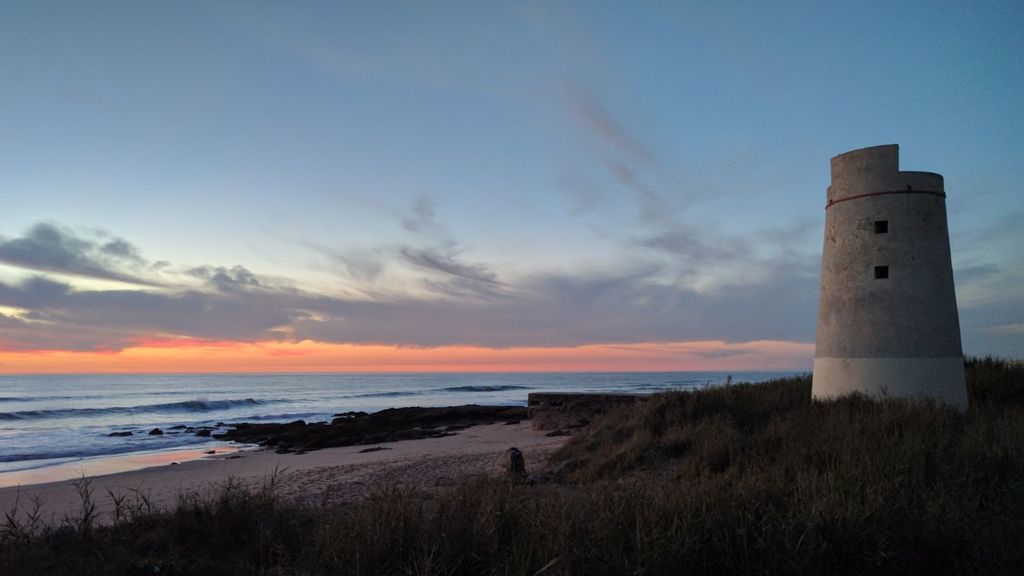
[{"x1": 0, "y1": 1, "x2": 1021, "y2": 373}]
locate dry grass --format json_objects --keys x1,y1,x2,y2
[{"x1": 965, "y1": 355, "x2": 1024, "y2": 406}]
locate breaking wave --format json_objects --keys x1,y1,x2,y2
[
  {"x1": 0, "y1": 398, "x2": 286, "y2": 421},
  {"x1": 350, "y1": 384, "x2": 533, "y2": 399}
]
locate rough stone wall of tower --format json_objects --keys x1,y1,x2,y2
[{"x1": 812, "y1": 144, "x2": 968, "y2": 409}]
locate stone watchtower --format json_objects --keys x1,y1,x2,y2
[{"x1": 812, "y1": 144, "x2": 967, "y2": 409}]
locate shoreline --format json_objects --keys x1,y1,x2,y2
[
  {"x1": 1, "y1": 403, "x2": 530, "y2": 490},
  {"x1": 0, "y1": 442, "x2": 249, "y2": 489},
  {"x1": 0, "y1": 421, "x2": 567, "y2": 524}
]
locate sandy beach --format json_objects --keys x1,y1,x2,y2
[{"x1": 0, "y1": 422, "x2": 566, "y2": 524}]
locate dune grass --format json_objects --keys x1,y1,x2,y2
[
  {"x1": 2, "y1": 358, "x2": 1023, "y2": 575},
  {"x1": 965, "y1": 355, "x2": 1024, "y2": 406},
  {"x1": 550, "y1": 371, "x2": 1024, "y2": 574}
]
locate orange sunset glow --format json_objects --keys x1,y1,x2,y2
[{"x1": 0, "y1": 339, "x2": 813, "y2": 374}]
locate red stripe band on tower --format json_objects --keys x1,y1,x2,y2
[{"x1": 826, "y1": 189, "x2": 945, "y2": 209}]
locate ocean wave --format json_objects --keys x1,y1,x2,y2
[
  {"x1": 0, "y1": 439, "x2": 216, "y2": 464},
  {"x1": 350, "y1": 391, "x2": 417, "y2": 398},
  {"x1": 0, "y1": 394, "x2": 121, "y2": 403},
  {"x1": 349, "y1": 384, "x2": 532, "y2": 399},
  {"x1": 435, "y1": 385, "x2": 533, "y2": 393},
  {"x1": 0, "y1": 398, "x2": 287, "y2": 421},
  {"x1": 228, "y1": 412, "x2": 332, "y2": 422}
]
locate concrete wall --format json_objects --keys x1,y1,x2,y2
[{"x1": 812, "y1": 144, "x2": 967, "y2": 409}]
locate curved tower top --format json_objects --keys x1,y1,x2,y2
[{"x1": 827, "y1": 144, "x2": 944, "y2": 206}]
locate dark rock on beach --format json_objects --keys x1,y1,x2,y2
[
  {"x1": 505, "y1": 447, "x2": 526, "y2": 479},
  {"x1": 195, "y1": 429, "x2": 212, "y2": 437},
  {"x1": 332, "y1": 411, "x2": 368, "y2": 420},
  {"x1": 107, "y1": 431, "x2": 133, "y2": 437},
  {"x1": 148, "y1": 428, "x2": 164, "y2": 436},
  {"x1": 223, "y1": 404, "x2": 527, "y2": 454}
]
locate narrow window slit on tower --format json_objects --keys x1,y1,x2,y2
[
  {"x1": 874, "y1": 265, "x2": 889, "y2": 279},
  {"x1": 874, "y1": 220, "x2": 888, "y2": 234}
]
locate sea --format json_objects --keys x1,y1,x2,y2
[{"x1": 0, "y1": 372, "x2": 798, "y2": 485}]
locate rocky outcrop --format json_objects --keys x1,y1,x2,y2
[{"x1": 222, "y1": 404, "x2": 527, "y2": 454}]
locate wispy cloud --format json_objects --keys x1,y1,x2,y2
[
  {"x1": 0, "y1": 217, "x2": 818, "y2": 353},
  {"x1": 328, "y1": 248, "x2": 387, "y2": 284},
  {"x1": 400, "y1": 196, "x2": 445, "y2": 236},
  {"x1": 563, "y1": 84, "x2": 653, "y2": 163},
  {"x1": 309, "y1": 196, "x2": 503, "y2": 297},
  {"x1": 1, "y1": 207, "x2": 1018, "y2": 358},
  {"x1": 559, "y1": 82, "x2": 818, "y2": 294},
  {"x1": 398, "y1": 246, "x2": 500, "y2": 286},
  {"x1": 0, "y1": 274, "x2": 297, "y2": 351},
  {"x1": 187, "y1": 265, "x2": 265, "y2": 293},
  {"x1": 395, "y1": 196, "x2": 502, "y2": 290},
  {"x1": 0, "y1": 223, "x2": 163, "y2": 287}
]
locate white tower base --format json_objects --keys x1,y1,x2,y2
[{"x1": 812, "y1": 357, "x2": 967, "y2": 410}]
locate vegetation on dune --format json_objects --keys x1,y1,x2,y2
[
  {"x1": 552, "y1": 369, "x2": 1024, "y2": 574},
  {"x1": 2, "y1": 358, "x2": 1023, "y2": 575},
  {"x1": 965, "y1": 355, "x2": 1024, "y2": 406}
]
